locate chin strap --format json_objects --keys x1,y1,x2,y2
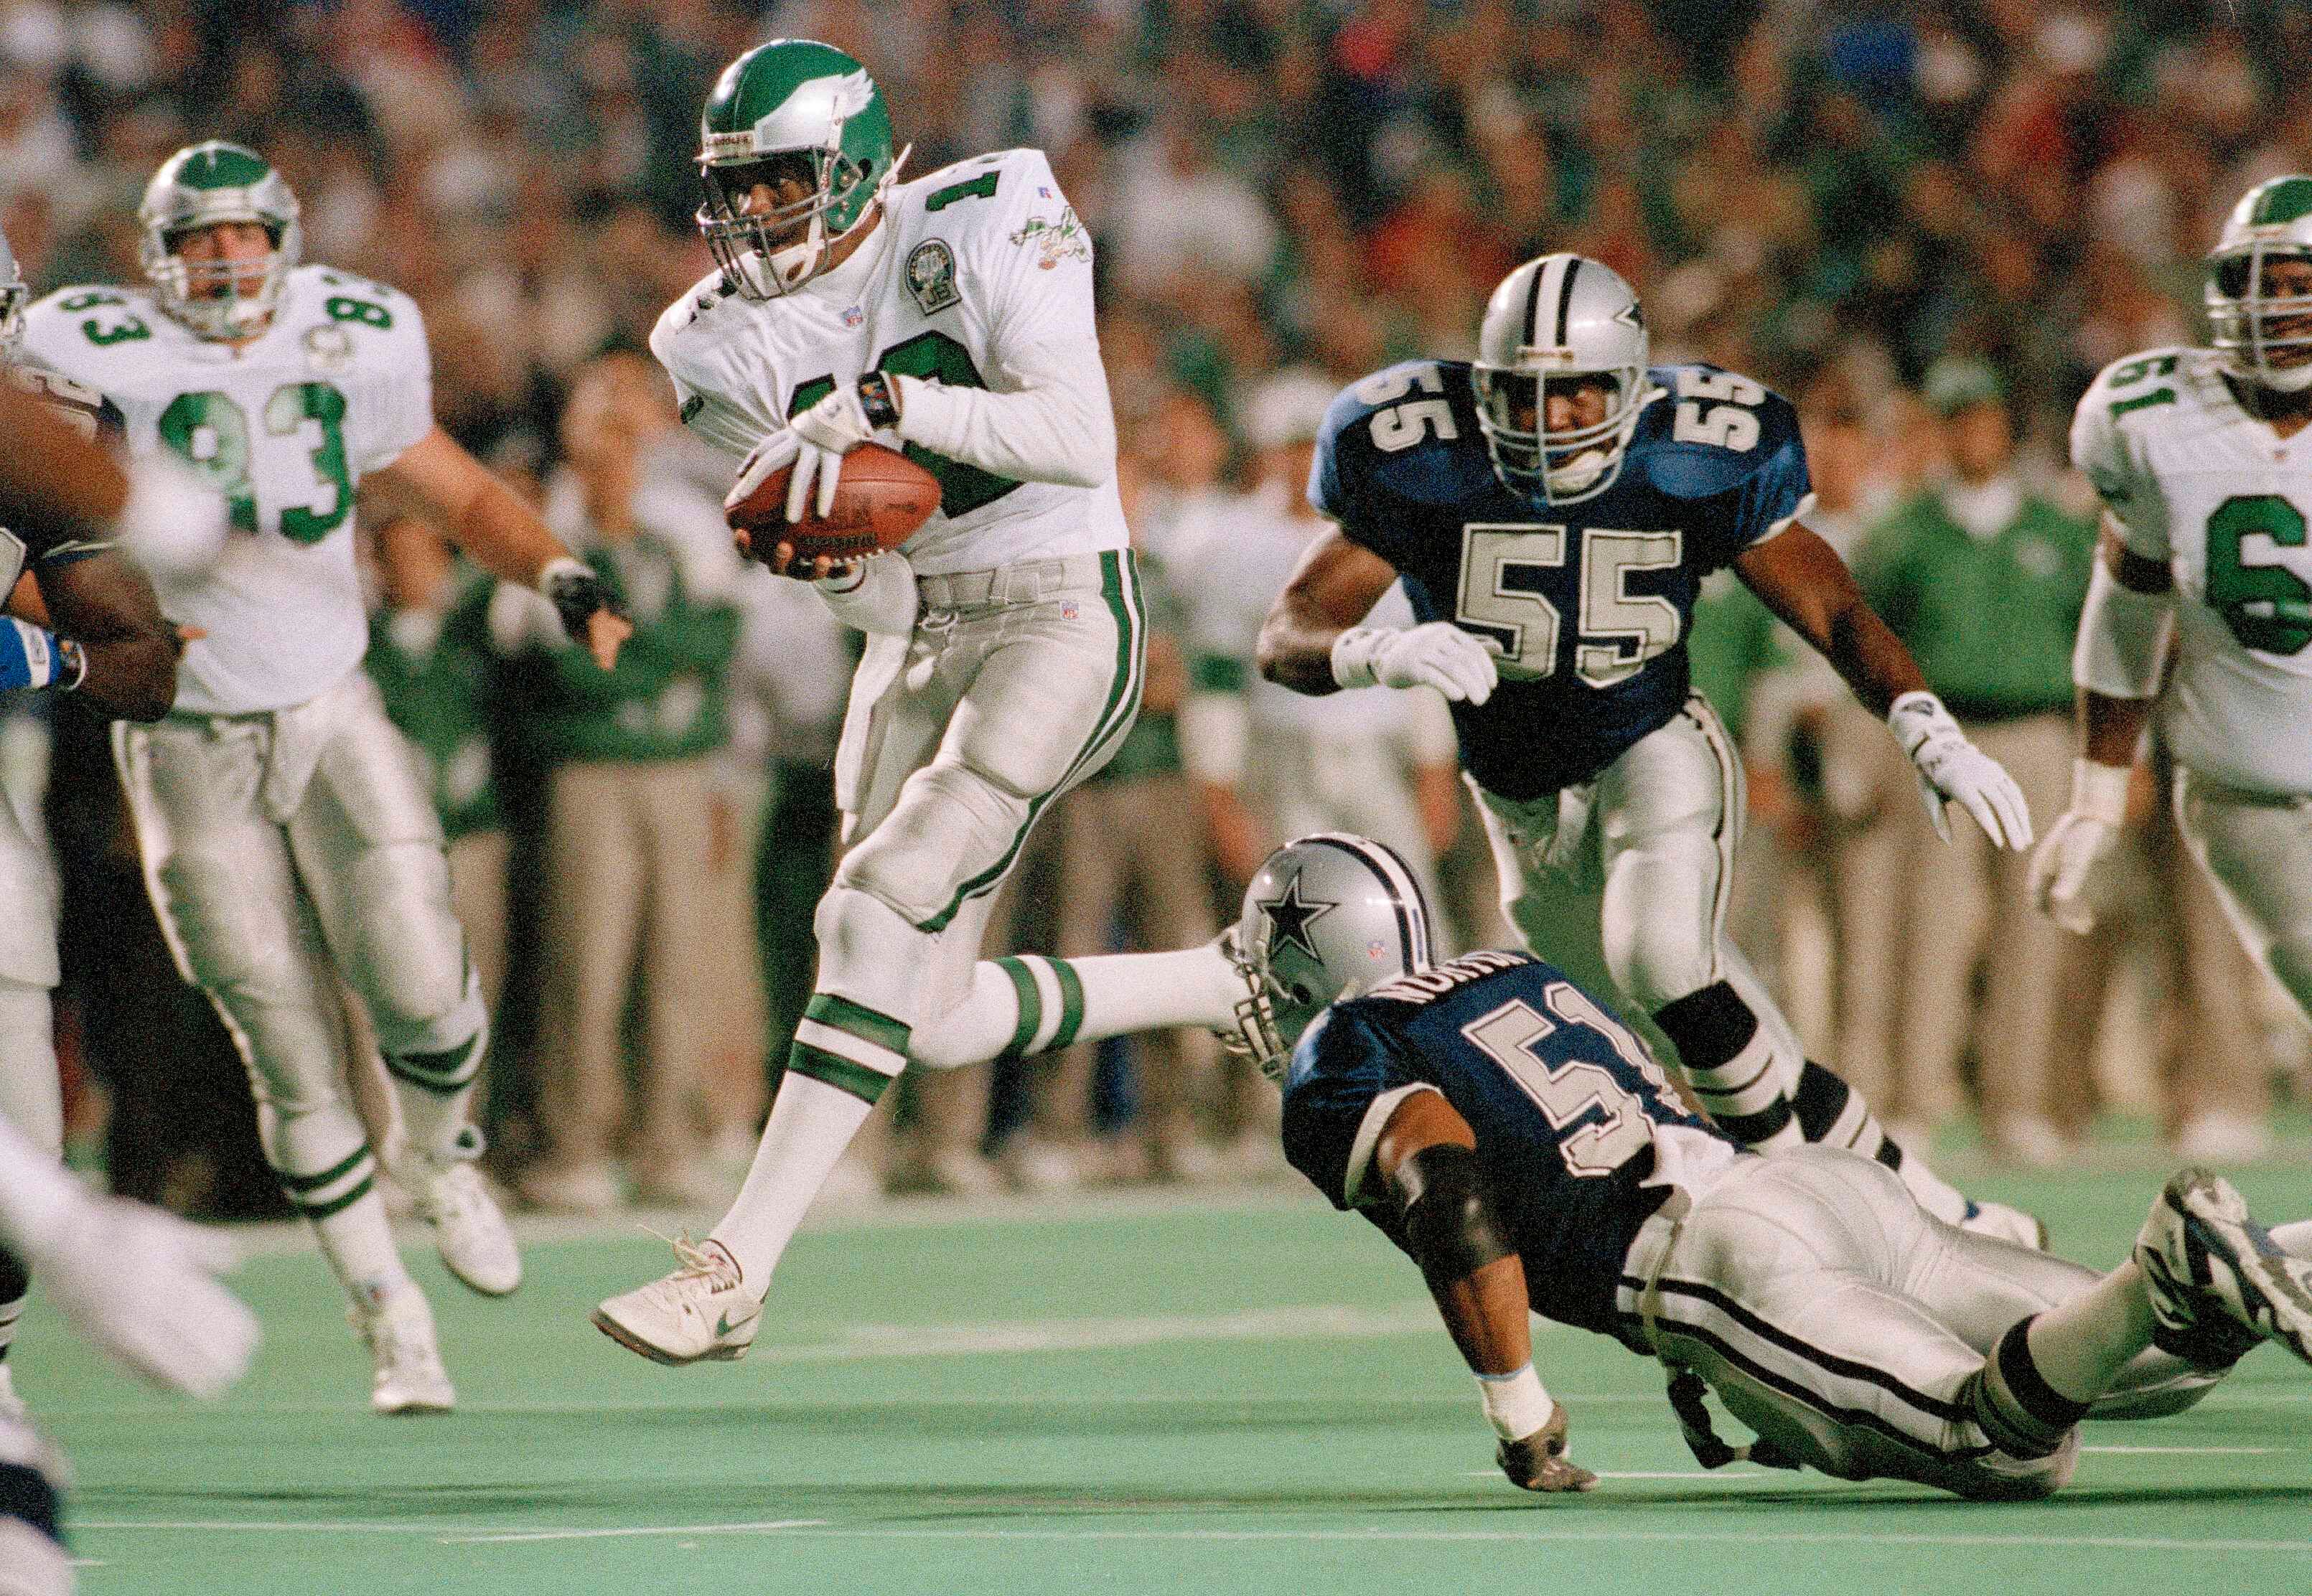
[{"x1": 1665, "y1": 1368, "x2": 1801, "y2": 1471}]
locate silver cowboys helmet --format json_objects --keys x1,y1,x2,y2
[
  {"x1": 0, "y1": 225, "x2": 24, "y2": 355},
  {"x1": 1474, "y1": 253, "x2": 1651, "y2": 504},
  {"x1": 2209, "y1": 175, "x2": 2312, "y2": 394},
  {"x1": 1226, "y1": 834, "x2": 1437, "y2": 1080},
  {"x1": 139, "y1": 141, "x2": 302, "y2": 342}
]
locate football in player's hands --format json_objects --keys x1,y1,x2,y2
[{"x1": 726, "y1": 440, "x2": 940, "y2": 565}]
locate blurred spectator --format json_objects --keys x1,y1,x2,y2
[
  {"x1": 1177, "y1": 369, "x2": 1459, "y2": 912},
  {"x1": 1851, "y1": 357, "x2": 2096, "y2": 1165},
  {"x1": 1006, "y1": 453, "x2": 1224, "y2": 1191},
  {"x1": 500, "y1": 353, "x2": 745, "y2": 1213}
]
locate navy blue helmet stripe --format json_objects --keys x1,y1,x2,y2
[
  {"x1": 1554, "y1": 255, "x2": 1581, "y2": 344},
  {"x1": 1299, "y1": 832, "x2": 1433, "y2": 969}
]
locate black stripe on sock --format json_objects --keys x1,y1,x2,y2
[
  {"x1": 1791, "y1": 1061, "x2": 1853, "y2": 1143},
  {"x1": 1652, "y1": 981, "x2": 1760, "y2": 1072},
  {"x1": 1708, "y1": 1100, "x2": 1797, "y2": 1146},
  {"x1": 1995, "y1": 1317, "x2": 2089, "y2": 1435},
  {"x1": 0, "y1": 1457, "x2": 61, "y2": 1541}
]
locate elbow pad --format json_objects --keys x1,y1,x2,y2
[
  {"x1": 1396, "y1": 1142, "x2": 1515, "y2": 1284},
  {"x1": 2073, "y1": 556, "x2": 2173, "y2": 700}
]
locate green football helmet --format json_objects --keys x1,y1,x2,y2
[
  {"x1": 139, "y1": 141, "x2": 302, "y2": 341},
  {"x1": 696, "y1": 39, "x2": 906, "y2": 300},
  {"x1": 2208, "y1": 175, "x2": 2312, "y2": 393}
]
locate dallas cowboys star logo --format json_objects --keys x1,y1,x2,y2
[{"x1": 1258, "y1": 871, "x2": 1337, "y2": 961}]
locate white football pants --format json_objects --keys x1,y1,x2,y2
[
  {"x1": 797, "y1": 550, "x2": 1143, "y2": 1093},
  {"x1": 2175, "y1": 764, "x2": 2312, "y2": 1020},
  {"x1": 1621, "y1": 1147, "x2": 2217, "y2": 1500},
  {"x1": 113, "y1": 670, "x2": 486, "y2": 1219}
]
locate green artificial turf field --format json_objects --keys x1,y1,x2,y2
[{"x1": 24, "y1": 1157, "x2": 2312, "y2": 1595}]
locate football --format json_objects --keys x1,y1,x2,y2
[{"x1": 726, "y1": 441, "x2": 941, "y2": 563}]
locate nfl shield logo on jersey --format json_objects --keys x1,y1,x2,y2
[
  {"x1": 304, "y1": 323, "x2": 355, "y2": 374},
  {"x1": 907, "y1": 240, "x2": 960, "y2": 315}
]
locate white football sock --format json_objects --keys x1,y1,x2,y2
[
  {"x1": 2024, "y1": 1260, "x2": 2158, "y2": 1404},
  {"x1": 312, "y1": 1188, "x2": 417, "y2": 1309},
  {"x1": 909, "y1": 944, "x2": 1247, "y2": 1070},
  {"x1": 378, "y1": 968, "x2": 490, "y2": 1166},
  {"x1": 711, "y1": 1072, "x2": 879, "y2": 1290}
]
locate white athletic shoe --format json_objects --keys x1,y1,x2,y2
[
  {"x1": 406, "y1": 1155, "x2": 522, "y2": 1297},
  {"x1": 592, "y1": 1236, "x2": 759, "y2": 1366},
  {"x1": 353, "y1": 1287, "x2": 455, "y2": 1416},
  {"x1": 2136, "y1": 1168, "x2": 2312, "y2": 1369},
  {"x1": 1960, "y1": 1201, "x2": 2049, "y2": 1251}
]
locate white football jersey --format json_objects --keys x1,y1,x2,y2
[
  {"x1": 652, "y1": 146, "x2": 1127, "y2": 576},
  {"x1": 21, "y1": 266, "x2": 433, "y2": 714},
  {"x1": 2074, "y1": 345, "x2": 2312, "y2": 794}
]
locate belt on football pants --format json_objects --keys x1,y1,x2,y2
[
  {"x1": 914, "y1": 551, "x2": 1110, "y2": 611},
  {"x1": 1620, "y1": 1187, "x2": 1802, "y2": 1474}
]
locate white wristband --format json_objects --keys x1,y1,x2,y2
[
  {"x1": 2070, "y1": 758, "x2": 2131, "y2": 827},
  {"x1": 1474, "y1": 1363, "x2": 1555, "y2": 1442},
  {"x1": 1330, "y1": 626, "x2": 1386, "y2": 690}
]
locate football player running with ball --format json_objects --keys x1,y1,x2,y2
[
  {"x1": 594, "y1": 40, "x2": 1168, "y2": 1363},
  {"x1": 1255, "y1": 255, "x2": 2039, "y2": 1243},
  {"x1": 2036, "y1": 177, "x2": 2312, "y2": 1030},
  {"x1": 1233, "y1": 836, "x2": 2312, "y2": 1502},
  {"x1": 19, "y1": 142, "x2": 631, "y2": 1414}
]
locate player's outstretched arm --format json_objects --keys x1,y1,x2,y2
[
  {"x1": 30, "y1": 550, "x2": 180, "y2": 722},
  {"x1": 1372, "y1": 1089, "x2": 1596, "y2": 1494},
  {"x1": 2032, "y1": 523, "x2": 2173, "y2": 932},
  {"x1": 368, "y1": 426, "x2": 632, "y2": 670},
  {"x1": 1257, "y1": 529, "x2": 1502, "y2": 702},
  {"x1": 0, "y1": 1112, "x2": 257, "y2": 1399},
  {"x1": 1736, "y1": 523, "x2": 2033, "y2": 849}
]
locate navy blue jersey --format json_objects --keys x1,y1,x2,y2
[
  {"x1": 1310, "y1": 360, "x2": 1812, "y2": 798},
  {"x1": 1281, "y1": 950, "x2": 1736, "y2": 1337}
]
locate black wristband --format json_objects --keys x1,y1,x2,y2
[{"x1": 857, "y1": 372, "x2": 900, "y2": 430}]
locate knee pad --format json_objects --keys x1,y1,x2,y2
[
  {"x1": 836, "y1": 761, "x2": 1034, "y2": 930},
  {"x1": 1601, "y1": 839, "x2": 1721, "y2": 1010}
]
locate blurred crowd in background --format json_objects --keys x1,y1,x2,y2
[{"x1": 2, "y1": 0, "x2": 2309, "y2": 1218}]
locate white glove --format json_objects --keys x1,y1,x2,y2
[
  {"x1": 785, "y1": 381, "x2": 880, "y2": 523},
  {"x1": 2030, "y1": 759, "x2": 2130, "y2": 934},
  {"x1": 1332, "y1": 623, "x2": 1502, "y2": 705},
  {"x1": 113, "y1": 454, "x2": 231, "y2": 580},
  {"x1": 1886, "y1": 691, "x2": 2033, "y2": 849},
  {"x1": 725, "y1": 428, "x2": 801, "y2": 515},
  {"x1": 25, "y1": 1194, "x2": 258, "y2": 1399}
]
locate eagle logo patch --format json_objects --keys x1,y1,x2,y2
[{"x1": 907, "y1": 240, "x2": 960, "y2": 316}]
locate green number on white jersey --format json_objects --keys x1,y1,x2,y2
[
  {"x1": 2206, "y1": 493, "x2": 2312, "y2": 656},
  {"x1": 156, "y1": 382, "x2": 353, "y2": 545}
]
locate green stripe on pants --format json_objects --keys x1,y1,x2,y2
[{"x1": 921, "y1": 551, "x2": 1145, "y2": 933}]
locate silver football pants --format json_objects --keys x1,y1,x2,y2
[
  {"x1": 113, "y1": 670, "x2": 485, "y2": 1211},
  {"x1": 1621, "y1": 1147, "x2": 2216, "y2": 1499},
  {"x1": 812, "y1": 550, "x2": 1143, "y2": 1053},
  {"x1": 2176, "y1": 764, "x2": 2312, "y2": 1020}
]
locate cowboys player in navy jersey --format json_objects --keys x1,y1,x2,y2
[
  {"x1": 1240, "y1": 835, "x2": 2312, "y2": 1501},
  {"x1": 1259, "y1": 253, "x2": 2039, "y2": 1244}
]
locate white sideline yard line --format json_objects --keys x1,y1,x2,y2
[
  {"x1": 1461, "y1": 1470, "x2": 1769, "y2": 1481},
  {"x1": 74, "y1": 1521, "x2": 2312, "y2": 1554},
  {"x1": 2079, "y1": 1445, "x2": 2281, "y2": 1455},
  {"x1": 441, "y1": 1520, "x2": 828, "y2": 1544},
  {"x1": 745, "y1": 1301, "x2": 1445, "y2": 1362}
]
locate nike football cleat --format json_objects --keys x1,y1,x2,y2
[
  {"x1": 405, "y1": 1150, "x2": 522, "y2": 1297},
  {"x1": 592, "y1": 1236, "x2": 759, "y2": 1366},
  {"x1": 353, "y1": 1286, "x2": 455, "y2": 1416},
  {"x1": 2136, "y1": 1168, "x2": 2312, "y2": 1370}
]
